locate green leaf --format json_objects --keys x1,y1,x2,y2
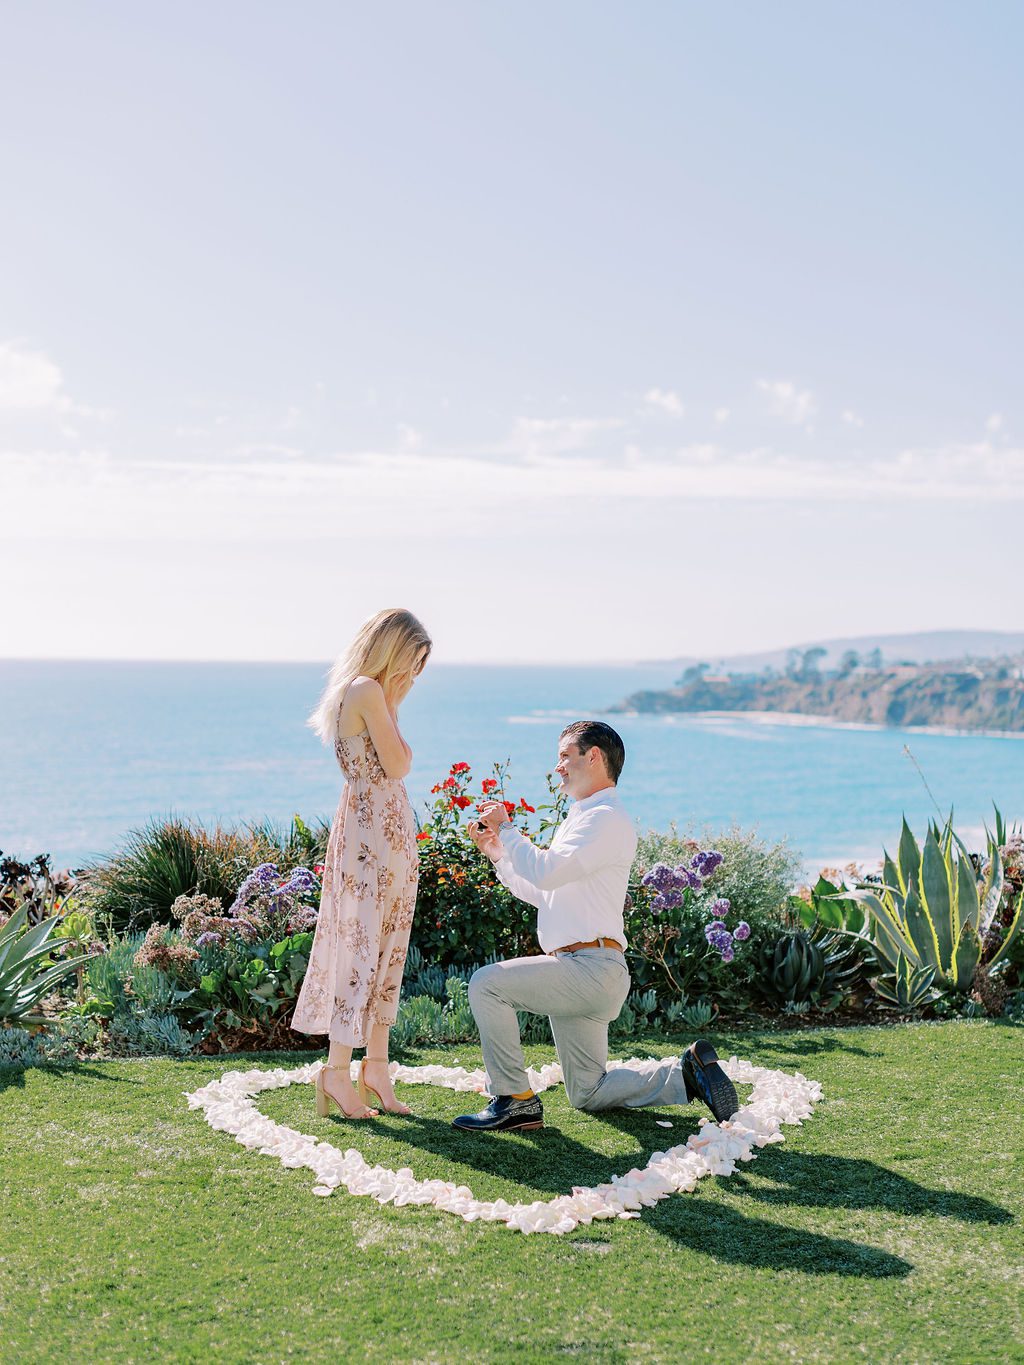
[
  {"x1": 898, "y1": 819, "x2": 921, "y2": 898},
  {"x1": 988, "y1": 886, "x2": 1024, "y2": 970},
  {"x1": 846, "y1": 889, "x2": 915, "y2": 961},
  {"x1": 952, "y1": 922, "x2": 981, "y2": 990},
  {"x1": 902, "y1": 881, "x2": 937, "y2": 974},
  {"x1": 881, "y1": 853, "x2": 902, "y2": 898},
  {"x1": 920, "y1": 827, "x2": 953, "y2": 974},
  {"x1": 0, "y1": 904, "x2": 30, "y2": 949}
]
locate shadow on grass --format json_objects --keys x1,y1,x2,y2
[
  {"x1": 745, "y1": 1034, "x2": 882, "y2": 1059},
  {"x1": 646, "y1": 1199, "x2": 913, "y2": 1277},
  {"x1": 332, "y1": 1109, "x2": 672, "y2": 1196},
  {"x1": 730, "y1": 1151, "x2": 1013, "y2": 1225},
  {"x1": 377, "y1": 1107, "x2": 914, "y2": 1277},
  {"x1": 0, "y1": 1061, "x2": 141, "y2": 1094}
]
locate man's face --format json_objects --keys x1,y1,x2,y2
[{"x1": 555, "y1": 739, "x2": 591, "y2": 798}]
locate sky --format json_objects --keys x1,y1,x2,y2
[{"x1": 2, "y1": 1, "x2": 1022, "y2": 664}]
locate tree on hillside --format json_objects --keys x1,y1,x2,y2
[
  {"x1": 679, "y1": 662, "x2": 709, "y2": 686},
  {"x1": 838, "y1": 649, "x2": 860, "y2": 676},
  {"x1": 800, "y1": 646, "x2": 827, "y2": 679},
  {"x1": 866, "y1": 647, "x2": 883, "y2": 669}
]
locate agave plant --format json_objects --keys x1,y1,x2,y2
[
  {"x1": 0, "y1": 906, "x2": 92, "y2": 1026},
  {"x1": 848, "y1": 817, "x2": 1023, "y2": 1005},
  {"x1": 758, "y1": 928, "x2": 826, "y2": 1006}
]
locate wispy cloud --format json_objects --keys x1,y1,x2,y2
[
  {"x1": 0, "y1": 342, "x2": 67, "y2": 412},
  {"x1": 756, "y1": 378, "x2": 816, "y2": 428},
  {"x1": 841, "y1": 409, "x2": 864, "y2": 428},
  {"x1": 505, "y1": 415, "x2": 623, "y2": 460},
  {"x1": 5, "y1": 437, "x2": 1023, "y2": 553},
  {"x1": 642, "y1": 388, "x2": 684, "y2": 417}
]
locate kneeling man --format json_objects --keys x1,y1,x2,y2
[{"x1": 453, "y1": 720, "x2": 739, "y2": 1133}]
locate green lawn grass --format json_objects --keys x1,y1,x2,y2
[{"x1": 2, "y1": 1021, "x2": 1021, "y2": 1364}]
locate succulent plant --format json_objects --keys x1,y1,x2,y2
[{"x1": 847, "y1": 817, "x2": 1022, "y2": 1004}]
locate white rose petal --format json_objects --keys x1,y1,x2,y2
[{"x1": 184, "y1": 1053, "x2": 822, "y2": 1236}]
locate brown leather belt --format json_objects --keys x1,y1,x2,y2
[{"x1": 552, "y1": 936, "x2": 624, "y2": 955}]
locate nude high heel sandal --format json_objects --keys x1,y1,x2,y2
[
  {"x1": 358, "y1": 1058, "x2": 411, "y2": 1115},
  {"x1": 315, "y1": 1063, "x2": 377, "y2": 1119}
]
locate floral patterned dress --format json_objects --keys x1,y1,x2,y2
[{"x1": 291, "y1": 728, "x2": 418, "y2": 1046}]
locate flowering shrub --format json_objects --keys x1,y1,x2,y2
[
  {"x1": 412, "y1": 761, "x2": 566, "y2": 966},
  {"x1": 627, "y1": 850, "x2": 751, "y2": 1001},
  {"x1": 229, "y1": 863, "x2": 321, "y2": 936}
]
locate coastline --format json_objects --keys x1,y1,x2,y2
[{"x1": 609, "y1": 707, "x2": 1024, "y2": 742}]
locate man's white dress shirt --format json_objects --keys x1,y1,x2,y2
[{"x1": 493, "y1": 786, "x2": 637, "y2": 953}]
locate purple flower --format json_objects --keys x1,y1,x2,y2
[
  {"x1": 196, "y1": 931, "x2": 224, "y2": 949},
  {"x1": 662, "y1": 889, "x2": 684, "y2": 910},
  {"x1": 704, "y1": 922, "x2": 737, "y2": 955},
  {"x1": 711, "y1": 897, "x2": 731, "y2": 917},
  {"x1": 734, "y1": 921, "x2": 750, "y2": 941},
  {"x1": 284, "y1": 867, "x2": 318, "y2": 893},
  {"x1": 651, "y1": 893, "x2": 668, "y2": 912},
  {"x1": 233, "y1": 862, "x2": 282, "y2": 909},
  {"x1": 720, "y1": 945, "x2": 735, "y2": 963},
  {"x1": 691, "y1": 850, "x2": 724, "y2": 879},
  {"x1": 642, "y1": 863, "x2": 675, "y2": 893}
]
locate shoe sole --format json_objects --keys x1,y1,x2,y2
[
  {"x1": 451, "y1": 1119, "x2": 544, "y2": 1132},
  {"x1": 689, "y1": 1040, "x2": 739, "y2": 1122}
]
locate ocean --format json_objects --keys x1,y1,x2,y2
[{"x1": 1, "y1": 659, "x2": 1022, "y2": 878}]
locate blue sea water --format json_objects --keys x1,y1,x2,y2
[{"x1": 1, "y1": 659, "x2": 1022, "y2": 877}]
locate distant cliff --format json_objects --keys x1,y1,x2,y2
[{"x1": 610, "y1": 662, "x2": 1024, "y2": 732}]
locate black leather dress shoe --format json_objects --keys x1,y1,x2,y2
[
  {"x1": 451, "y1": 1094, "x2": 544, "y2": 1132},
  {"x1": 681, "y1": 1039, "x2": 739, "y2": 1122}
]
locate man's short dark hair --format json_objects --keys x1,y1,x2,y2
[{"x1": 559, "y1": 720, "x2": 626, "y2": 784}]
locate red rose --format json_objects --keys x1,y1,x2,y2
[
  {"x1": 481, "y1": 778, "x2": 498, "y2": 794},
  {"x1": 416, "y1": 832, "x2": 431, "y2": 842},
  {"x1": 503, "y1": 801, "x2": 516, "y2": 816},
  {"x1": 453, "y1": 795, "x2": 472, "y2": 809},
  {"x1": 451, "y1": 762, "x2": 471, "y2": 774},
  {"x1": 519, "y1": 799, "x2": 536, "y2": 813},
  {"x1": 442, "y1": 777, "x2": 459, "y2": 790},
  {"x1": 430, "y1": 783, "x2": 442, "y2": 794}
]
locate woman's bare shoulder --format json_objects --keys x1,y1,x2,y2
[{"x1": 348, "y1": 676, "x2": 384, "y2": 703}]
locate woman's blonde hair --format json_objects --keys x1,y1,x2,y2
[{"x1": 308, "y1": 608, "x2": 432, "y2": 744}]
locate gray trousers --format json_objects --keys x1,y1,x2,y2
[{"x1": 468, "y1": 949, "x2": 690, "y2": 1111}]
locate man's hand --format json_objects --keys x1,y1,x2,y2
[
  {"x1": 476, "y1": 800, "x2": 511, "y2": 833},
  {"x1": 467, "y1": 817, "x2": 504, "y2": 863}
]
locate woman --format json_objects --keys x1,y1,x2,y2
[{"x1": 292, "y1": 607, "x2": 431, "y2": 1118}]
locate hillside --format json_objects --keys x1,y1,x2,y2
[
  {"x1": 611, "y1": 660, "x2": 1024, "y2": 731},
  {"x1": 646, "y1": 629, "x2": 1024, "y2": 676}
]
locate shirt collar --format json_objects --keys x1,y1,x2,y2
[{"x1": 571, "y1": 785, "x2": 620, "y2": 813}]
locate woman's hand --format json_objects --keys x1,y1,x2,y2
[{"x1": 348, "y1": 678, "x2": 412, "y2": 779}]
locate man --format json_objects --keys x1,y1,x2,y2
[{"x1": 452, "y1": 720, "x2": 739, "y2": 1133}]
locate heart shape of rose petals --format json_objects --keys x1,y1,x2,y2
[{"x1": 185, "y1": 1056, "x2": 821, "y2": 1236}]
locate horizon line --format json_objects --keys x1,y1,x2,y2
[{"x1": 0, "y1": 654, "x2": 662, "y2": 669}]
